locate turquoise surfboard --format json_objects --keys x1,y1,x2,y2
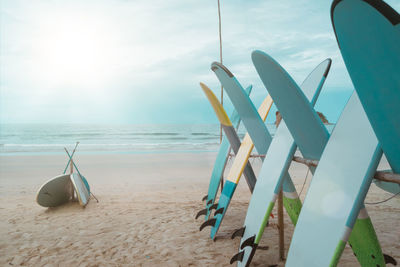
[
  {"x1": 332, "y1": 0, "x2": 400, "y2": 190},
  {"x1": 285, "y1": 92, "x2": 384, "y2": 266},
  {"x1": 252, "y1": 50, "x2": 386, "y2": 267},
  {"x1": 64, "y1": 149, "x2": 92, "y2": 204},
  {"x1": 231, "y1": 54, "x2": 331, "y2": 267},
  {"x1": 202, "y1": 85, "x2": 254, "y2": 220},
  {"x1": 204, "y1": 63, "x2": 300, "y2": 240},
  {"x1": 81, "y1": 175, "x2": 90, "y2": 195},
  {"x1": 70, "y1": 173, "x2": 90, "y2": 207}
]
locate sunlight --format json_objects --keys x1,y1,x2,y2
[{"x1": 32, "y1": 15, "x2": 118, "y2": 89}]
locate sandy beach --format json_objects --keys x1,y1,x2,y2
[{"x1": 0, "y1": 152, "x2": 399, "y2": 266}]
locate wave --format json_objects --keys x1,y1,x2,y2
[
  {"x1": 2, "y1": 123, "x2": 325, "y2": 155},
  {"x1": 0, "y1": 142, "x2": 220, "y2": 154}
]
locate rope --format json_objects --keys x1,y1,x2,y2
[
  {"x1": 365, "y1": 190, "x2": 400, "y2": 205},
  {"x1": 228, "y1": 153, "x2": 266, "y2": 158},
  {"x1": 299, "y1": 168, "x2": 310, "y2": 197},
  {"x1": 217, "y1": 0, "x2": 223, "y2": 143}
]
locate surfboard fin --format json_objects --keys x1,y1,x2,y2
[
  {"x1": 384, "y1": 254, "x2": 397, "y2": 265},
  {"x1": 209, "y1": 203, "x2": 218, "y2": 211},
  {"x1": 240, "y1": 235, "x2": 256, "y2": 250},
  {"x1": 231, "y1": 227, "x2": 246, "y2": 239},
  {"x1": 202, "y1": 195, "x2": 208, "y2": 201},
  {"x1": 214, "y1": 207, "x2": 224, "y2": 215},
  {"x1": 199, "y1": 218, "x2": 216, "y2": 231},
  {"x1": 195, "y1": 208, "x2": 207, "y2": 219},
  {"x1": 230, "y1": 251, "x2": 244, "y2": 264},
  {"x1": 207, "y1": 199, "x2": 213, "y2": 205}
]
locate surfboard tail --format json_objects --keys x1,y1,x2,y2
[
  {"x1": 348, "y1": 208, "x2": 386, "y2": 267},
  {"x1": 233, "y1": 246, "x2": 257, "y2": 267},
  {"x1": 282, "y1": 195, "x2": 302, "y2": 226},
  {"x1": 236, "y1": 197, "x2": 299, "y2": 267},
  {"x1": 329, "y1": 208, "x2": 386, "y2": 267},
  {"x1": 209, "y1": 180, "x2": 237, "y2": 240},
  {"x1": 281, "y1": 175, "x2": 302, "y2": 226},
  {"x1": 232, "y1": 200, "x2": 276, "y2": 267},
  {"x1": 198, "y1": 181, "x2": 236, "y2": 239}
]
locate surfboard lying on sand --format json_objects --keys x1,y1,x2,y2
[
  {"x1": 37, "y1": 145, "x2": 93, "y2": 208},
  {"x1": 200, "y1": 62, "x2": 300, "y2": 241},
  {"x1": 251, "y1": 50, "x2": 388, "y2": 267},
  {"x1": 202, "y1": 85, "x2": 253, "y2": 221},
  {"x1": 198, "y1": 83, "x2": 258, "y2": 221},
  {"x1": 230, "y1": 54, "x2": 331, "y2": 267},
  {"x1": 36, "y1": 174, "x2": 73, "y2": 207},
  {"x1": 332, "y1": 0, "x2": 400, "y2": 195},
  {"x1": 37, "y1": 173, "x2": 91, "y2": 208}
]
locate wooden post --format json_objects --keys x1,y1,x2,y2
[
  {"x1": 292, "y1": 156, "x2": 400, "y2": 184},
  {"x1": 70, "y1": 158, "x2": 73, "y2": 174},
  {"x1": 278, "y1": 189, "x2": 285, "y2": 260},
  {"x1": 70, "y1": 158, "x2": 75, "y2": 201}
]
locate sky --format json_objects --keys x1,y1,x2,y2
[{"x1": 1, "y1": 0, "x2": 399, "y2": 124}]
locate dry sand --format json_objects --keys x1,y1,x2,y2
[{"x1": 0, "y1": 152, "x2": 399, "y2": 266}]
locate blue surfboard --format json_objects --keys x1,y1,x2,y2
[
  {"x1": 252, "y1": 50, "x2": 387, "y2": 267},
  {"x1": 332, "y1": 0, "x2": 400, "y2": 191},
  {"x1": 202, "y1": 85, "x2": 254, "y2": 220},
  {"x1": 231, "y1": 54, "x2": 331, "y2": 267},
  {"x1": 203, "y1": 63, "x2": 300, "y2": 241},
  {"x1": 285, "y1": 92, "x2": 384, "y2": 266}
]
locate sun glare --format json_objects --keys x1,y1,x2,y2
[{"x1": 33, "y1": 16, "x2": 116, "y2": 89}]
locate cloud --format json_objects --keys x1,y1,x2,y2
[{"x1": 1, "y1": 0, "x2": 399, "y2": 124}]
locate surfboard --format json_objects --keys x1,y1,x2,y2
[
  {"x1": 81, "y1": 175, "x2": 91, "y2": 194},
  {"x1": 332, "y1": 0, "x2": 400, "y2": 179},
  {"x1": 70, "y1": 173, "x2": 90, "y2": 207},
  {"x1": 250, "y1": 50, "x2": 386, "y2": 267},
  {"x1": 198, "y1": 83, "x2": 258, "y2": 220},
  {"x1": 64, "y1": 148, "x2": 92, "y2": 205},
  {"x1": 285, "y1": 92, "x2": 384, "y2": 266},
  {"x1": 231, "y1": 54, "x2": 331, "y2": 267},
  {"x1": 203, "y1": 62, "x2": 300, "y2": 241},
  {"x1": 373, "y1": 179, "x2": 400, "y2": 195},
  {"x1": 202, "y1": 85, "x2": 253, "y2": 220},
  {"x1": 36, "y1": 174, "x2": 73, "y2": 207}
]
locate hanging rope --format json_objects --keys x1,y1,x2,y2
[
  {"x1": 365, "y1": 190, "x2": 400, "y2": 205},
  {"x1": 299, "y1": 168, "x2": 310, "y2": 197},
  {"x1": 217, "y1": 0, "x2": 223, "y2": 143}
]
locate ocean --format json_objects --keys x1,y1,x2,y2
[
  {"x1": 0, "y1": 123, "x2": 268, "y2": 155},
  {"x1": 0, "y1": 123, "x2": 334, "y2": 155}
]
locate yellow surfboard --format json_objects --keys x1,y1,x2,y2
[{"x1": 226, "y1": 95, "x2": 273, "y2": 185}]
